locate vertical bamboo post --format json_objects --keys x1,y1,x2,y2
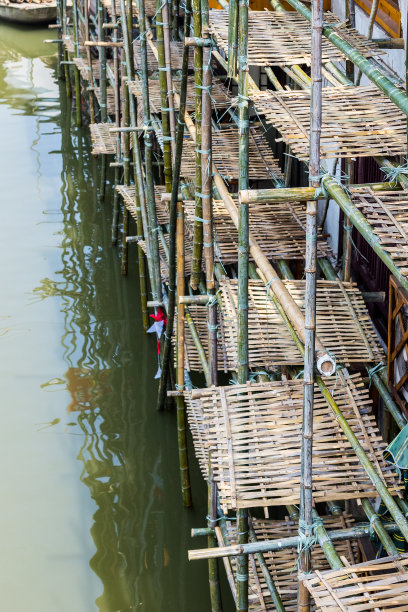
[
  {"x1": 85, "y1": 0, "x2": 95, "y2": 123},
  {"x1": 299, "y1": 0, "x2": 322, "y2": 607},
  {"x1": 137, "y1": 0, "x2": 162, "y2": 301},
  {"x1": 97, "y1": 0, "x2": 107, "y2": 201},
  {"x1": 176, "y1": 201, "x2": 192, "y2": 506},
  {"x1": 208, "y1": 456, "x2": 223, "y2": 612},
  {"x1": 72, "y1": 0, "x2": 82, "y2": 127},
  {"x1": 155, "y1": 0, "x2": 174, "y2": 191},
  {"x1": 201, "y1": 0, "x2": 217, "y2": 384},
  {"x1": 228, "y1": 0, "x2": 238, "y2": 76},
  {"x1": 236, "y1": 0, "x2": 249, "y2": 610},
  {"x1": 111, "y1": 0, "x2": 121, "y2": 245},
  {"x1": 190, "y1": 0, "x2": 203, "y2": 290},
  {"x1": 122, "y1": 80, "x2": 131, "y2": 275},
  {"x1": 62, "y1": 0, "x2": 72, "y2": 99},
  {"x1": 162, "y1": 0, "x2": 177, "y2": 161},
  {"x1": 157, "y1": 0, "x2": 192, "y2": 410},
  {"x1": 172, "y1": 0, "x2": 179, "y2": 40},
  {"x1": 342, "y1": 159, "x2": 354, "y2": 282}
]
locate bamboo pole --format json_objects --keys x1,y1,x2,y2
[
  {"x1": 298, "y1": 0, "x2": 322, "y2": 606},
  {"x1": 162, "y1": 0, "x2": 177, "y2": 162},
  {"x1": 122, "y1": 79, "x2": 131, "y2": 275},
  {"x1": 85, "y1": 0, "x2": 95, "y2": 123},
  {"x1": 157, "y1": 0, "x2": 191, "y2": 409},
  {"x1": 188, "y1": 520, "x2": 401, "y2": 560},
  {"x1": 111, "y1": 0, "x2": 121, "y2": 246},
  {"x1": 228, "y1": 0, "x2": 238, "y2": 76},
  {"x1": 208, "y1": 457, "x2": 223, "y2": 611},
  {"x1": 185, "y1": 308, "x2": 211, "y2": 385},
  {"x1": 155, "y1": 0, "x2": 173, "y2": 191},
  {"x1": 176, "y1": 200, "x2": 192, "y2": 507},
  {"x1": 61, "y1": 0, "x2": 72, "y2": 100},
  {"x1": 190, "y1": 0, "x2": 203, "y2": 290},
  {"x1": 201, "y1": 2, "x2": 217, "y2": 384},
  {"x1": 72, "y1": 0, "x2": 82, "y2": 127},
  {"x1": 248, "y1": 522, "x2": 286, "y2": 612},
  {"x1": 236, "y1": 0, "x2": 250, "y2": 608}
]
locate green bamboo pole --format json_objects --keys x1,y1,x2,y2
[
  {"x1": 228, "y1": 0, "x2": 238, "y2": 76},
  {"x1": 162, "y1": 0, "x2": 177, "y2": 161},
  {"x1": 190, "y1": 0, "x2": 203, "y2": 290},
  {"x1": 157, "y1": 0, "x2": 192, "y2": 410},
  {"x1": 62, "y1": 0, "x2": 72, "y2": 99},
  {"x1": 176, "y1": 200, "x2": 193, "y2": 506},
  {"x1": 72, "y1": 0, "x2": 82, "y2": 127},
  {"x1": 155, "y1": 0, "x2": 173, "y2": 191},
  {"x1": 284, "y1": 0, "x2": 408, "y2": 117},
  {"x1": 185, "y1": 308, "x2": 211, "y2": 385},
  {"x1": 98, "y1": 0, "x2": 107, "y2": 122},
  {"x1": 208, "y1": 457, "x2": 223, "y2": 611},
  {"x1": 122, "y1": 81, "x2": 131, "y2": 276},
  {"x1": 360, "y1": 498, "x2": 399, "y2": 556},
  {"x1": 240, "y1": 182, "x2": 400, "y2": 203},
  {"x1": 85, "y1": 0, "x2": 95, "y2": 123},
  {"x1": 111, "y1": 0, "x2": 121, "y2": 245},
  {"x1": 189, "y1": 519, "x2": 402, "y2": 560}
]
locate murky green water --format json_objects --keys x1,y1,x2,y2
[{"x1": 0, "y1": 23, "x2": 224, "y2": 611}]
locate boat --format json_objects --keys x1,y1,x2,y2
[{"x1": 0, "y1": 0, "x2": 57, "y2": 24}]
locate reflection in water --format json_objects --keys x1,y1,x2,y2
[{"x1": 1, "y1": 22, "x2": 215, "y2": 611}]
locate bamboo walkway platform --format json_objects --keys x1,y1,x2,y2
[
  {"x1": 250, "y1": 86, "x2": 407, "y2": 160},
  {"x1": 303, "y1": 554, "x2": 408, "y2": 610},
  {"x1": 184, "y1": 374, "x2": 400, "y2": 510},
  {"x1": 155, "y1": 124, "x2": 284, "y2": 183},
  {"x1": 221, "y1": 514, "x2": 362, "y2": 611},
  {"x1": 350, "y1": 187, "x2": 408, "y2": 280},
  {"x1": 218, "y1": 278, "x2": 384, "y2": 367},
  {"x1": 183, "y1": 199, "x2": 333, "y2": 263},
  {"x1": 90, "y1": 123, "x2": 116, "y2": 155},
  {"x1": 209, "y1": 10, "x2": 382, "y2": 67},
  {"x1": 93, "y1": 86, "x2": 116, "y2": 116}
]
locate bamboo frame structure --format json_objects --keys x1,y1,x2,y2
[{"x1": 55, "y1": 0, "x2": 408, "y2": 606}]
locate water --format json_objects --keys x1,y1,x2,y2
[{"x1": 0, "y1": 23, "x2": 226, "y2": 611}]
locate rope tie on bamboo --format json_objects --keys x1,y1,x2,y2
[
  {"x1": 207, "y1": 321, "x2": 219, "y2": 331},
  {"x1": 297, "y1": 518, "x2": 317, "y2": 570},
  {"x1": 249, "y1": 370, "x2": 272, "y2": 381},
  {"x1": 206, "y1": 292, "x2": 219, "y2": 307},
  {"x1": 380, "y1": 161, "x2": 408, "y2": 186},
  {"x1": 194, "y1": 215, "x2": 210, "y2": 223},
  {"x1": 367, "y1": 362, "x2": 386, "y2": 387},
  {"x1": 152, "y1": 0, "x2": 167, "y2": 20},
  {"x1": 368, "y1": 514, "x2": 379, "y2": 540}
]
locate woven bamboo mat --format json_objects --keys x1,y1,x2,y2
[
  {"x1": 218, "y1": 278, "x2": 384, "y2": 367},
  {"x1": 155, "y1": 123, "x2": 284, "y2": 182},
  {"x1": 93, "y1": 86, "x2": 116, "y2": 116},
  {"x1": 183, "y1": 199, "x2": 333, "y2": 263},
  {"x1": 62, "y1": 34, "x2": 85, "y2": 55},
  {"x1": 184, "y1": 374, "x2": 400, "y2": 510},
  {"x1": 128, "y1": 76, "x2": 234, "y2": 120},
  {"x1": 209, "y1": 10, "x2": 382, "y2": 67},
  {"x1": 90, "y1": 123, "x2": 116, "y2": 155},
  {"x1": 250, "y1": 86, "x2": 407, "y2": 160},
  {"x1": 116, "y1": 185, "x2": 170, "y2": 225},
  {"x1": 101, "y1": 0, "x2": 143, "y2": 16},
  {"x1": 221, "y1": 514, "x2": 362, "y2": 611},
  {"x1": 303, "y1": 554, "x2": 408, "y2": 611},
  {"x1": 350, "y1": 188, "x2": 408, "y2": 280},
  {"x1": 73, "y1": 57, "x2": 113, "y2": 82},
  {"x1": 133, "y1": 40, "x2": 195, "y2": 72},
  {"x1": 175, "y1": 303, "x2": 231, "y2": 373}
]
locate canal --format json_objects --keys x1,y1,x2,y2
[{"x1": 0, "y1": 23, "x2": 220, "y2": 611}]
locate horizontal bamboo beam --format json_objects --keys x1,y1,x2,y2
[
  {"x1": 240, "y1": 182, "x2": 399, "y2": 204},
  {"x1": 188, "y1": 521, "x2": 400, "y2": 560},
  {"x1": 373, "y1": 38, "x2": 404, "y2": 49},
  {"x1": 84, "y1": 40, "x2": 123, "y2": 47},
  {"x1": 284, "y1": 0, "x2": 408, "y2": 116}
]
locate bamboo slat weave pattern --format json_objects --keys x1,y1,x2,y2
[
  {"x1": 132, "y1": 41, "x2": 194, "y2": 72},
  {"x1": 101, "y1": 0, "x2": 145, "y2": 16},
  {"x1": 184, "y1": 374, "x2": 400, "y2": 510},
  {"x1": 175, "y1": 304, "x2": 231, "y2": 373},
  {"x1": 350, "y1": 188, "x2": 408, "y2": 280},
  {"x1": 90, "y1": 123, "x2": 116, "y2": 155},
  {"x1": 303, "y1": 554, "x2": 408, "y2": 611},
  {"x1": 73, "y1": 58, "x2": 112, "y2": 82},
  {"x1": 222, "y1": 515, "x2": 362, "y2": 611},
  {"x1": 128, "y1": 76, "x2": 234, "y2": 117},
  {"x1": 183, "y1": 199, "x2": 333, "y2": 262},
  {"x1": 250, "y1": 86, "x2": 407, "y2": 160},
  {"x1": 93, "y1": 86, "x2": 116, "y2": 116},
  {"x1": 218, "y1": 278, "x2": 384, "y2": 367},
  {"x1": 116, "y1": 185, "x2": 170, "y2": 225},
  {"x1": 62, "y1": 34, "x2": 85, "y2": 55},
  {"x1": 209, "y1": 10, "x2": 382, "y2": 67},
  {"x1": 156, "y1": 124, "x2": 284, "y2": 182}
]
